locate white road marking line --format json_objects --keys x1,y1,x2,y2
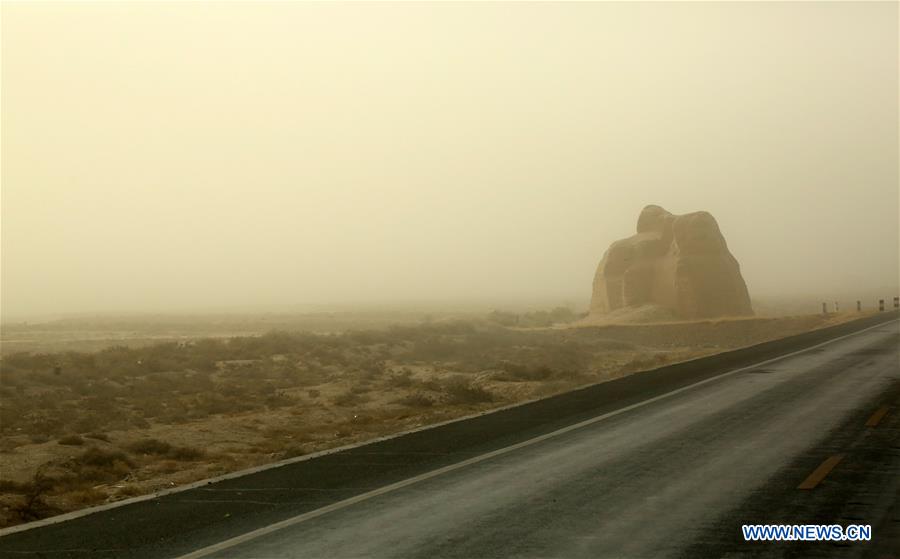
[{"x1": 174, "y1": 319, "x2": 897, "y2": 559}]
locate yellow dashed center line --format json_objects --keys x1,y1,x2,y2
[
  {"x1": 798, "y1": 454, "x2": 844, "y2": 490},
  {"x1": 865, "y1": 406, "x2": 889, "y2": 427}
]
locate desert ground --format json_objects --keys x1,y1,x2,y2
[{"x1": 0, "y1": 308, "x2": 870, "y2": 528}]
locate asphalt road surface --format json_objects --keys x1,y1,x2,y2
[
  {"x1": 2, "y1": 317, "x2": 898, "y2": 559},
  {"x1": 177, "y1": 319, "x2": 899, "y2": 559}
]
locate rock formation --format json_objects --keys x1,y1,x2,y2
[{"x1": 590, "y1": 205, "x2": 753, "y2": 320}]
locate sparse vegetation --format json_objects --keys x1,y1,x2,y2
[
  {"x1": 440, "y1": 377, "x2": 495, "y2": 405},
  {"x1": 394, "y1": 392, "x2": 435, "y2": 408},
  {"x1": 57, "y1": 435, "x2": 85, "y2": 446},
  {"x1": 127, "y1": 439, "x2": 206, "y2": 461},
  {"x1": 0, "y1": 310, "x2": 857, "y2": 528},
  {"x1": 487, "y1": 307, "x2": 586, "y2": 328}
]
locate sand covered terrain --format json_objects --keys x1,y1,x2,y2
[{"x1": 0, "y1": 311, "x2": 870, "y2": 527}]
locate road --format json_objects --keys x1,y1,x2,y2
[
  {"x1": 178, "y1": 319, "x2": 899, "y2": 559},
  {"x1": 1, "y1": 316, "x2": 897, "y2": 559}
]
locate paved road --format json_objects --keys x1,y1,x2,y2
[{"x1": 175, "y1": 319, "x2": 900, "y2": 559}]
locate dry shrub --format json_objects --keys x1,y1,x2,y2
[
  {"x1": 8, "y1": 493, "x2": 61, "y2": 524},
  {"x1": 349, "y1": 383, "x2": 370, "y2": 394},
  {"x1": 128, "y1": 438, "x2": 172, "y2": 455},
  {"x1": 265, "y1": 392, "x2": 293, "y2": 408},
  {"x1": 0, "y1": 480, "x2": 33, "y2": 494},
  {"x1": 73, "y1": 414, "x2": 104, "y2": 434},
  {"x1": 386, "y1": 370, "x2": 414, "y2": 388},
  {"x1": 116, "y1": 484, "x2": 145, "y2": 497},
  {"x1": 78, "y1": 447, "x2": 134, "y2": 470},
  {"x1": 622, "y1": 353, "x2": 669, "y2": 373},
  {"x1": 167, "y1": 445, "x2": 205, "y2": 461},
  {"x1": 68, "y1": 447, "x2": 134, "y2": 485},
  {"x1": 65, "y1": 487, "x2": 106, "y2": 507},
  {"x1": 394, "y1": 393, "x2": 435, "y2": 408},
  {"x1": 57, "y1": 435, "x2": 85, "y2": 446},
  {"x1": 332, "y1": 389, "x2": 370, "y2": 407},
  {"x1": 441, "y1": 377, "x2": 494, "y2": 405},
  {"x1": 127, "y1": 439, "x2": 206, "y2": 461},
  {"x1": 281, "y1": 445, "x2": 310, "y2": 459},
  {"x1": 7, "y1": 469, "x2": 60, "y2": 524},
  {"x1": 151, "y1": 460, "x2": 180, "y2": 474},
  {"x1": 130, "y1": 416, "x2": 150, "y2": 429},
  {"x1": 358, "y1": 360, "x2": 385, "y2": 380},
  {"x1": 491, "y1": 362, "x2": 556, "y2": 382}
]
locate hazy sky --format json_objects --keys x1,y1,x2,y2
[{"x1": 2, "y1": 1, "x2": 898, "y2": 319}]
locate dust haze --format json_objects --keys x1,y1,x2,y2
[{"x1": 2, "y1": 1, "x2": 898, "y2": 320}]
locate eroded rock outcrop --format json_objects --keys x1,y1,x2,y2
[{"x1": 590, "y1": 205, "x2": 753, "y2": 320}]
